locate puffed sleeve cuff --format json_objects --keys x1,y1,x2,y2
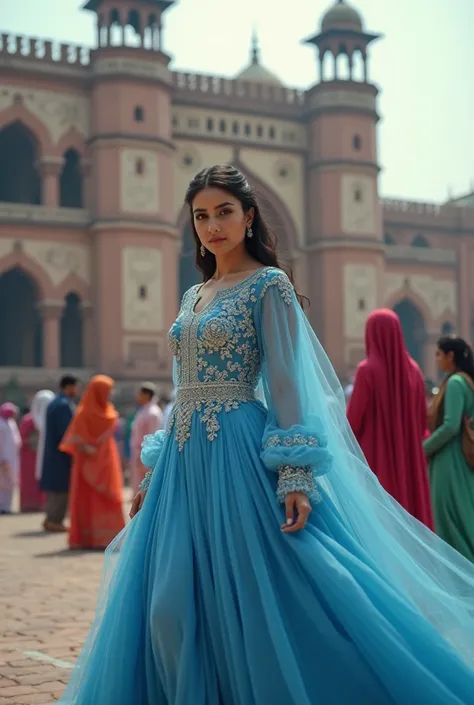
[
  {"x1": 261, "y1": 423, "x2": 333, "y2": 477},
  {"x1": 140, "y1": 429, "x2": 166, "y2": 471}
]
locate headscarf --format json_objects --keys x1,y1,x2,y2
[
  {"x1": 31, "y1": 390, "x2": 55, "y2": 480},
  {"x1": 0, "y1": 403, "x2": 19, "y2": 420},
  {"x1": 60, "y1": 375, "x2": 118, "y2": 453}
]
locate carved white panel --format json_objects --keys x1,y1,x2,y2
[
  {"x1": 308, "y1": 89, "x2": 376, "y2": 112},
  {"x1": 121, "y1": 149, "x2": 160, "y2": 214},
  {"x1": 93, "y1": 57, "x2": 171, "y2": 84},
  {"x1": 344, "y1": 263, "x2": 377, "y2": 338},
  {"x1": 24, "y1": 241, "x2": 91, "y2": 286},
  {"x1": 341, "y1": 174, "x2": 376, "y2": 236},
  {"x1": 122, "y1": 247, "x2": 163, "y2": 331},
  {"x1": 0, "y1": 86, "x2": 90, "y2": 143}
]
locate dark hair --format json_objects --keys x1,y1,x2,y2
[
  {"x1": 184, "y1": 164, "x2": 307, "y2": 306},
  {"x1": 139, "y1": 386, "x2": 155, "y2": 400},
  {"x1": 437, "y1": 336, "x2": 474, "y2": 382},
  {"x1": 60, "y1": 375, "x2": 78, "y2": 389}
]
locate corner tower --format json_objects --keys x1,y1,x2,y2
[
  {"x1": 84, "y1": 0, "x2": 177, "y2": 383},
  {"x1": 304, "y1": 0, "x2": 384, "y2": 376}
]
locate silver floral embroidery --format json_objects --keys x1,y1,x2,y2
[
  {"x1": 264, "y1": 433, "x2": 319, "y2": 449},
  {"x1": 276, "y1": 465, "x2": 321, "y2": 505},
  {"x1": 166, "y1": 268, "x2": 294, "y2": 450}
]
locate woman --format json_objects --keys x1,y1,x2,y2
[
  {"x1": 19, "y1": 390, "x2": 55, "y2": 512},
  {"x1": 60, "y1": 375, "x2": 125, "y2": 550},
  {"x1": 58, "y1": 165, "x2": 474, "y2": 705},
  {"x1": 347, "y1": 309, "x2": 433, "y2": 528},
  {"x1": 424, "y1": 336, "x2": 474, "y2": 561},
  {"x1": 0, "y1": 403, "x2": 21, "y2": 514}
]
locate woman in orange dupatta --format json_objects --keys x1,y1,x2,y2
[{"x1": 60, "y1": 375, "x2": 125, "y2": 550}]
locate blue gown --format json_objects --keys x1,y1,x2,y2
[{"x1": 59, "y1": 267, "x2": 474, "y2": 705}]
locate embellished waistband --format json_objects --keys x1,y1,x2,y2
[{"x1": 175, "y1": 382, "x2": 256, "y2": 405}]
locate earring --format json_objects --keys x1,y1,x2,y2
[
  {"x1": 200, "y1": 244, "x2": 206, "y2": 257},
  {"x1": 247, "y1": 226, "x2": 254, "y2": 239}
]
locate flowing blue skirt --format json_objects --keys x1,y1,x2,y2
[{"x1": 59, "y1": 401, "x2": 474, "y2": 704}]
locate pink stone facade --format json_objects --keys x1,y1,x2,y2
[{"x1": 0, "y1": 0, "x2": 473, "y2": 406}]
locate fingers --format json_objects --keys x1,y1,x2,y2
[
  {"x1": 282, "y1": 500, "x2": 312, "y2": 533},
  {"x1": 129, "y1": 495, "x2": 140, "y2": 519},
  {"x1": 284, "y1": 495, "x2": 295, "y2": 527}
]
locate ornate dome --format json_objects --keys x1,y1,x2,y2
[
  {"x1": 236, "y1": 33, "x2": 282, "y2": 86},
  {"x1": 321, "y1": 1, "x2": 363, "y2": 33}
]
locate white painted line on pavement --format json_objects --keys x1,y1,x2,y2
[{"x1": 22, "y1": 649, "x2": 74, "y2": 669}]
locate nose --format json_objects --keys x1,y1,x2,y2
[{"x1": 208, "y1": 218, "x2": 220, "y2": 233}]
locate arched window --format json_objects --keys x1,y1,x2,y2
[
  {"x1": 207, "y1": 118, "x2": 214, "y2": 131},
  {"x1": 244, "y1": 123, "x2": 251, "y2": 136},
  {"x1": 60, "y1": 293, "x2": 83, "y2": 368},
  {"x1": 0, "y1": 268, "x2": 42, "y2": 367},
  {"x1": 0, "y1": 122, "x2": 41, "y2": 205},
  {"x1": 268, "y1": 126, "x2": 276, "y2": 139},
  {"x1": 134, "y1": 105, "x2": 145, "y2": 122},
  {"x1": 232, "y1": 121, "x2": 239, "y2": 135},
  {"x1": 219, "y1": 120, "x2": 226, "y2": 133},
  {"x1": 412, "y1": 234, "x2": 430, "y2": 248},
  {"x1": 393, "y1": 299, "x2": 426, "y2": 370},
  {"x1": 384, "y1": 233, "x2": 395, "y2": 245},
  {"x1": 353, "y1": 134, "x2": 362, "y2": 150},
  {"x1": 257, "y1": 125, "x2": 263, "y2": 138},
  {"x1": 59, "y1": 149, "x2": 83, "y2": 208}
]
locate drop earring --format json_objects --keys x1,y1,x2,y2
[
  {"x1": 200, "y1": 244, "x2": 206, "y2": 257},
  {"x1": 247, "y1": 226, "x2": 254, "y2": 239}
]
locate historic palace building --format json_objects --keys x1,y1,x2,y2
[{"x1": 0, "y1": 0, "x2": 473, "y2": 403}]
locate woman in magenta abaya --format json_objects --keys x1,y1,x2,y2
[{"x1": 347, "y1": 309, "x2": 433, "y2": 529}]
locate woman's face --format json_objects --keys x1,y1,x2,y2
[
  {"x1": 192, "y1": 187, "x2": 253, "y2": 259},
  {"x1": 436, "y1": 347, "x2": 455, "y2": 373}
]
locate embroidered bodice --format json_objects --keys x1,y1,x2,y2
[
  {"x1": 140, "y1": 266, "x2": 332, "y2": 503},
  {"x1": 166, "y1": 267, "x2": 292, "y2": 450}
]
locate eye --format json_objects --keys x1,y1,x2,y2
[
  {"x1": 195, "y1": 213, "x2": 207, "y2": 221},
  {"x1": 219, "y1": 208, "x2": 232, "y2": 216}
]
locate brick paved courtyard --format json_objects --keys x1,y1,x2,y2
[{"x1": 0, "y1": 493, "x2": 132, "y2": 704}]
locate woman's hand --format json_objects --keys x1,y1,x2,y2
[
  {"x1": 281, "y1": 491, "x2": 312, "y2": 533},
  {"x1": 129, "y1": 489, "x2": 147, "y2": 519},
  {"x1": 83, "y1": 444, "x2": 97, "y2": 456}
]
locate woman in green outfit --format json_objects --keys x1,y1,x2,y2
[{"x1": 424, "y1": 336, "x2": 474, "y2": 561}]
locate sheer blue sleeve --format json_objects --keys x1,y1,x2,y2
[
  {"x1": 255, "y1": 273, "x2": 333, "y2": 504},
  {"x1": 138, "y1": 429, "x2": 166, "y2": 490}
]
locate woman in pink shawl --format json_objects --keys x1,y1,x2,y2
[
  {"x1": 0, "y1": 403, "x2": 21, "y2": 514},
  {"x1": 347, "y1": 309, "x2": 434, "y2": 529},
  {"x1": 19, "y1": 390, "x2": 54, "y2": 512}
]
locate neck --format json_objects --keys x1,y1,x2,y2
[{"x1": 213, "y1": 247, "x2": 255, "y2": 278}]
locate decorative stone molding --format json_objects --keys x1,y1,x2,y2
[
  {"x1": 93, "y1": 56, "x2": 172, "y2": 85},
  {"x1": 0, "y1": 202, "x2": 90, "y2": 226}
]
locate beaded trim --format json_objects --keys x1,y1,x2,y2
[
  {"x1": 138, "y1": 470, "x2": 153, "y2": 491},
  {"x1": 264, "y1": 433, "x2": 319, "y2": 449},
  {"x1": 276, "y1": 465, "x2": 320, "y2": 505},
  {"x1": 169, "y1": 382, "x2": 256, "y2": 451}
]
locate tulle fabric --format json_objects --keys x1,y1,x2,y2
[{"x1": 57, "y1": 278, "x2": 474, "y2": 704}]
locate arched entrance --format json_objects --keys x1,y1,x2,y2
[
  {"x1": 60, "y1": 292, "x2": 83, "y2": 367},
  {"x1": 0, "y1": 268, "x2": 42, "y2": 366},
  {"x1": 0, "y1": 122, "x2": 41, "y2": 204},
  {"x1": 393, "y1": 299, "x2": 426, "y2": 370},
  {"x1": 179, "y1": 223, "x2": 201, "y2": 300}
]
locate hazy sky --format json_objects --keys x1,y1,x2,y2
[{"x1": 2, "y1": 0, "x2": 473, "y2": 203}]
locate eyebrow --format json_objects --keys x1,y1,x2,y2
[{"x1": 193, "y1": 201, "x2": 234, "y2": 214}]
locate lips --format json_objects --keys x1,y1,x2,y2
[{"x1": 209, "y1": 237, "x2": 226, "y2": 243}]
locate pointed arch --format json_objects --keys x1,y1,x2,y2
[
  {"x1": 0, "y1": 121, "x2": 41, "y2": 205},
  {"x1": 56, "y1": 127, "x2": 87, "y2": 158},
  {"x1": 0, "y1": 250, "x2": 53, "y2": 300},
  {"x1": 0, "y1": 104, "x2": 53, "y2": 156}
]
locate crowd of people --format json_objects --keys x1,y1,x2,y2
[
  {"x1": 0, "y1": 324, "x2": 473, "y2": 561},
  {"x1": 0, "y1": 374, "x2": 174, "y2": 550}
]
